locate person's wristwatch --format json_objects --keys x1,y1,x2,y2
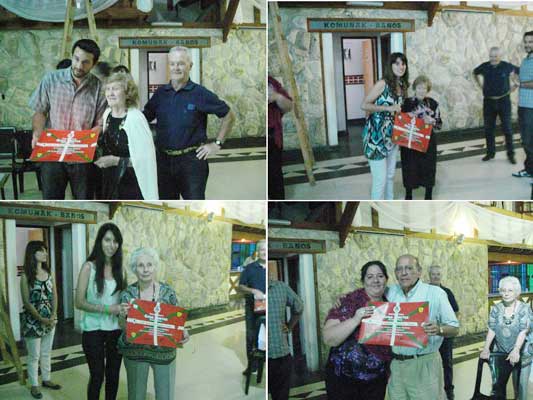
[
  {"x1": 214, "y1": 139, "x2": 224, "y2": 148},
  {"x1": 438, "y1": 325, "x2": 444, "y2": 336}
]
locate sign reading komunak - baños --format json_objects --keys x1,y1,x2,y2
[
  {"x1": 307, "y1": 18, "x2": 415, "y2": 32},
  {"x1": 119, "y1": 37, "x2": 211, "y2": 49}
]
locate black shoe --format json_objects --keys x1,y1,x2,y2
[
  {"x1": 42, "y1": 381, "x2": 62, "y2": 390},
  {"x1": 482, "y1": 154, "x2": 494, "y2": 161},
  {"x1": 508, "y1": 154, "x2": 516, "y2": 164},
  {"x1": 512, "y1": 169, "x2": 533, "y2": 178},
  {"x1": 30, "y1": 387, "x2": 42, "y2": 399}
]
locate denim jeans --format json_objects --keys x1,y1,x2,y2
[
  {"x1": 81, "y1": 329, "x2": 122, "y2": 400},
  {"x1": 518, "y1": 106, "x2": 533, "y2": 174},
  {"x1": 483, "y1": 96, "x2": 514, "y2": 156},
  {"x1": 24, "y1": 328, "x2": 55, "y2": 387},
  {"x1": 156, "y1": 150, "x2": 209, "y2": 199},
  {"x1": 368, "y1": 144, "x2": 399, "y2": 200},
  {"x1": 268, "y1": 354, "x2": 293, "y2": 400},
  {"x1": 40, "y1": 162, "x2": 91, "y2": 199}
]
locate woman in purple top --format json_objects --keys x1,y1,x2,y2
[{"x1": 323, "y1": 261, "x2": 392, "y2": 400}]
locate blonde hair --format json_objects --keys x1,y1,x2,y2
[
  {"x1": 105, "y1": 72, "x2": 139, "y2": 108},
  {"x1": 412, "y1": 75, "x2": 432, "y2": 92}
]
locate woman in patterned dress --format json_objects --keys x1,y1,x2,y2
[
  {"x1": 361, "y1": 53, "x2": 409, "y2": 199},
  {"x1": 480, "y1": 276, "x2": 532, "y2": 399},
  {"x1": 20, "y1": 241, "x2": 62, "y2": 399},
  {"x1": 322, "y1": 261, "x2": 392, "y2": 400},
  {"x1": 400, "y1": 75, "x2": 442, "y2": 200}
]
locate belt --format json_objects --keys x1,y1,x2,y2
[
  {"x1": 486, "y1": 92, "x2": 511, "y2": 100},
  {"x1": 392, "y1": 352, "x2": 434, "y2": 361},
  {"x1": 161, "y1": 143, "x2": 204, "y2": 156}
]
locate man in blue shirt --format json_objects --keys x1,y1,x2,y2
[
  {"x1": 387, "y1": 254, "x2": 459, "y2": 400},
  {"x1": 473, "y1": 47, "x2": 519, "y2": 164},
  {"x1": 143, "y1": 46, "x2": 235, "y2": 199},
  {"x1": 238, "y1": 240, "x2": 266, "y2": 375},
  {"x1": 513, "y1": 31, "x2": 533, "y2": 178}
]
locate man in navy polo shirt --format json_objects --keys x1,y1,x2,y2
[
  {"x1": 473, "y1": 47, "x2": 520, "y2": 164},
  {"x1": 143, "y1": 46, "x2": 235, "y2": 199},
  {"x1": 238, "y1": 240, "x2": 266, "y2": 375}
]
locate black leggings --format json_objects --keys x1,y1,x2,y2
[
  {"x1": 325, "y1": 364, "x2": 387, "y2": 400},
  {"x1": 82, "y1": 330, "x2": 122, "y2": 400}
]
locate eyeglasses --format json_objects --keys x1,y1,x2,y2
[{"x1": 499, "y1": 288, "x2": 515, "y2": 294}]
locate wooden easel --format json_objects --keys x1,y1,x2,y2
[
  {"x1": 0, "y1": 287, "x2": 25, "y2": 385},
  {"x1": 60, "y1": 0, "x2": 100, "y2": 59},
  {"x1": 269, "y1": 2, "x2": 316, "y2": 186}
]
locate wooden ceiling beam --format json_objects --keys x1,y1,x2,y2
[
  {"x1": 427, "y1": 2, "x2": 440, "y2": 27},
  {"x1": 338, "y1": 202, "x2": 359, "y2": 248},
  {"x1": 222, "y1": 0, "x2": 240, "y2": 42}
]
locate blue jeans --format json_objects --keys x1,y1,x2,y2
[
  {"x1": 483, "y1": 96, "x2": 514, "y2": 156},
  {"x1": 367, "y1": 144, "x2": 399, "y2": 200},
  {"x1": 518, "y1": 106, "x2": 533, "y2": 174},
  {"x1": 156, "y1": 150, "x2": 209, "y2": 199},
  {"x1": 40, "y1": 162, "x2": 91, "y2": 199}
]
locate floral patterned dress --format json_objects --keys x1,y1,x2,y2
[
  {"x1": 21, "y1": 275, "x2": 54, "y2": 338},
  {"x1": 362, "y1": 83, "x2": 403, "y2": 160}
]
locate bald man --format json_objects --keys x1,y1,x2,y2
[
  {"x1": 474, "y1": 47, "x2": 520, "y2": 163},
  {"x1": 387, "y1": 255, "x2": 459, "y2": 400}
]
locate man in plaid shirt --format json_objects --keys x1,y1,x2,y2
[
  {"x1": 29, "y1": 39, "x2": 106, "y2": 199},
  {"x1": 268, "y1": 268, "x2": 303, "y2": 400}
]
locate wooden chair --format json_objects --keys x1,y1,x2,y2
[
  {"x1": 15, "y1": 130, "x2": 41, "y2": 194},
  {"x1": 0, "y1": 127, "x2": 19, "y2": 199}
]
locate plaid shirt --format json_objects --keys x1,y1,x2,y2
[
  {"x1": 519, "y1": 56, "x2": 533, "y2": 108},
  {"x1": 268, "y1": 280, "x2": 303, "y2": 359},
  {"x1": 29, "y1": 67, "x2": 107, "y2": 130}
]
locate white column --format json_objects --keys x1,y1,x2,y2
[
  {"x1": 5, "y1": 220, "x2": 19, "y2": 340},
  {"x1": 322, "y1": 33, "x2": 339, "y2": 146},
  {"x1": 71, "y1": 223, "x2": 86, "y2": 332},
  {"x1": 298, "y1": 254, "x2": 319, "y2": 371},
  {"x1": 130, "y1": 49, "x2": 140, "y2": 88},
  {"x1": 190, "y1": 48, "x2": 201, "y2": 84},
  {"x1": 391, "y1": 32, "x2": 404, "y2": 53}
]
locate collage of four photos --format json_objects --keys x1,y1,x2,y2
[{"x1": 0, "y1": 1, "x2": 533, "y2": 400}]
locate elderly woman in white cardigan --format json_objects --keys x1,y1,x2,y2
[{"x1": 94, "y1": 72, "x2": 158, "y2": 199}]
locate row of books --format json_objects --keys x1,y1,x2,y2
[{"x1": 488, "y1": 264, "x2": 533, "y2": 294}]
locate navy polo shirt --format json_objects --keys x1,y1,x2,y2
[
  {"x1": 143, "y1": 79, "x2": 230, "y2": 150},
  {"x1": 239, "y1": 262, "x2": 266, "y2": 301},
  {"x1": 473, "y1": 61, "x2": 519, "y2": 97}
]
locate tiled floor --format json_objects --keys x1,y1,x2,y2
[
  {"x1": 0, "y1": 310, "x2": 264, "y2": 400},
  {"x1": 1, "y1": 147, "x2": 266, "y2": 200},
  {"x1": 281, "y1": 336, "x2": 532, "y2": 400},
  {"x1": 284, "y1": 134, "x2": 532, "y2": 200}
]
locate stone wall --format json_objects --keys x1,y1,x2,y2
[
  {"x1": 90, "y1": 207, "x2": 232, "y2": 309},
  {"x1": 270, "y1": 7, "x2": 533, "y2": 150},
  {"x1": 0, "y1": 27, "x2": 265, "y2": 139},
  {"x1": 269, "y1": 227, "x2": 488, "y2": 361}
]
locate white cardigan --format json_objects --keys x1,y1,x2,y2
[{"x1": 101, "y1": 108, "x2": 159, "y2": 200}]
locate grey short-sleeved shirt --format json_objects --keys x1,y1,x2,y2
[
  {"x1": 489, "y1": 301, "x2": 532, "y2": 364},
  {"x1": 29, "y1": 67, "x2": 107, "y2": 130}
]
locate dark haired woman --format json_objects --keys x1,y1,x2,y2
[
  {"x1": 361, "y1": 53, "x2": 409, "y2": 200},
  {"x1": 75, "y1": 223, "x2": 129, "y2": 400},
  {"x1": 323, "y1": 261, "x2": 391, "y2": 400},
  {"x1": 20, "y1": 241, "x2": 61, "y2": 399}
]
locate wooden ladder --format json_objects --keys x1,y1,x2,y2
[
  {"x1": 60, "y1": 0, "x2": 100, "y2": 59},
  {"x1": 269, "y1": 2, "x2": 316, "y2": 186},
  {"x1": 0, "y1": 287, "x2": 25, "y2": 385}
]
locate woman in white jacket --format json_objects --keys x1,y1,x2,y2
[{"x1": 95, "y1": 72, "x2": 158, "y2": 200}]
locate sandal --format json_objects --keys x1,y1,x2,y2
[{"x1": 42, "y1": 380, "x2": 62, "y2": 390}]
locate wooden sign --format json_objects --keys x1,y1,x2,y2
[
  {"x1": 119, "y1": 37, "x2": 211, "y2": 49},
  {"x1": 0, "y1": 203, "x2": 97, "y2": 224},
  {"x1": 268, "y1": 238, "x2": 326, "y2": 254},
  {"x1": 307, "y1": 18, "x2": 415, "y2": 33}
]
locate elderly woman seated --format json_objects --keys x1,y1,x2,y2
[
  {"x1": 480, "y1": 276, "x2": 533, "y2": 400},
  {"x1": 118, "y1": 247, "x2": 188, "y2": 400}
]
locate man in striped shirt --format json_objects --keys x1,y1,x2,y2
[
  {"x1": 513, "y1": 31, "x2": 533, "y2": 178},
  {"x1": 29, "y1": 39, "x2": 106, "y2": 199}
]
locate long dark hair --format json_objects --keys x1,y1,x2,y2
[
  {"x1": 361, "y1": 260, "x2": 389, "y2": 282},
  {"x1": 23, "y1": 241, "x2": 50, "y2": 287},
  {"x1": 383, "y1": 52, "x2": 409, "y2": 99},
  {"x1": 87, "y1": 223, "x2": 125, "y2": 296}
]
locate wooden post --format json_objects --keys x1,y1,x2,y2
[
  {"x1": 60, "y1": 0, "x2": 75, "y2": 59},
  {"x1": 269, "y1": 2, "x2": 316, "y2": 186},
  {"x1": 0, "y1": 286, "x2": 25, "y2": 385},
  {"x1": 85, "y1": 0, "x2": 100, "y2": 45}
]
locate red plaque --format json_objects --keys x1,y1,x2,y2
[
  {"x1": 358, "y1": 301, "x2": 429, "y2": 348},
  {"x1": 126, "y1": 299, "x2": 187, "y2": 348},
  {"x1": 254, "y1": 299, "x2": 266, "y2": 314},
  {"x1": 392, "y1": 113, "x2": 432, "y2": 153},
  {"x1": 30, "y1": 129, "x2": 99, "y2": 163}
]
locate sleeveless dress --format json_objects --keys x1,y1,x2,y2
[
  {"x1": 362, "y1": 83, "x2": 403, "y2": 161},
  {"x1": 21, "y1": 275, "x2": 54, "y2": 338}
]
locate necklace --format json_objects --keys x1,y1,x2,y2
[{"x1": 502, "y1": 301, "x2": 517, "y2": 325}]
